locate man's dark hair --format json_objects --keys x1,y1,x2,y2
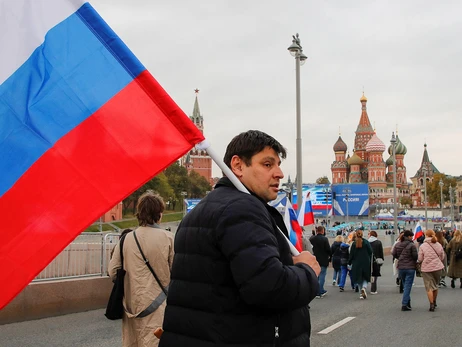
[
  {"x1": 316, "y1": 226, "x2": 325, "y2": 234},
  {"x1": 223, "y1": 130, "x2": 287, "y2": 168},
  {"x1": 135, "y1": 190, "x2": 165, "y2": 226}
]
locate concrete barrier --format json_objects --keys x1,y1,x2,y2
[{"x1": 0, "y1": 277, "x2": 112, "y2": 325}]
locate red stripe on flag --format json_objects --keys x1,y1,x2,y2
[{"x1": 0, "y1": 71, "x2": 204, "y2": 309}]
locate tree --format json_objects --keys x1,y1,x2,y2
[
  {"x1": 316, "y1": 176, "x2": 331, "y2": 184},
  {"x1": 164, "y1": 162, "x2": 189, "y2": 211},
  {"x1": 426, "y1": 173, "x2": 457, "y2": 206},
  {"x1": 122, "y1": 172, "x2": 174, "y2": 215},
  {"x1": 188, "y1": 170, "x2": 212, "y2": 198},
  {"x1": 400, "y1": 196, "x2": 412, "y2": 209}
]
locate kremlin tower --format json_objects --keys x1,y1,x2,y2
[{"x1": 180, "y1": 90, "x2": 213, "y2": 184}]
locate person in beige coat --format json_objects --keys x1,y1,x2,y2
[{"x1": 109, "y1": 191, "x2": 174, "y2": 347}]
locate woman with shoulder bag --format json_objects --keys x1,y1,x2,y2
[
  {"x1": 418, "y1": 229, "x2": 445, "y2": 312},
  {"x1": 368, "y1": 231, "x2": 384, "y2": 294},
  {"x1": 109, "y1": 191, "x2": 174, "y2": 347}
]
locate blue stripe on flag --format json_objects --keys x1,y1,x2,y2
[{"x1": 0, "y1": 3, "x2": 144, "y2": 197}]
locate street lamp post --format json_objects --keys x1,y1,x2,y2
[
  {"x1": 288, "y1": 33, "x2": 307, "y2": 214},
  {"x1": 423, "y1": 167, "x2": 428, "y2": 230},
  {"x1": 390, "y1": 133, "x2": 398, "y2": 235},
  {"x1": 450, "y1": 186, "x2": 455, "y2": 230},
  {"x1": 439, "y1": 178, "x2": 444, "y2": 222},
  {"x1": 181, "y1": 191, "x2": 187, "y2": 216}
]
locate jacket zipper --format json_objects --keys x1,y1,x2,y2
[{"x1": 273, "y1": 314, "x2": 280, "y2": 346}]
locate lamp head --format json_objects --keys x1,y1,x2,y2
[{"x1": 288, "y1": 41, "x2": 300, "y2": 56}]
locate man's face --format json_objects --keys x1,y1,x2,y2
[{"x1": 233, "y1": 146, "x2": 284, "y2": 202}]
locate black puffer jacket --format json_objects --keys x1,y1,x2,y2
[
  {"x1": 160, "y1": 177, "x2": 319, "y2": 347},
  {"x1": 392, "y1": 240, "x2": 417, "y2": 270}
]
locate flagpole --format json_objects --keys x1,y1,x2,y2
[{"x1": 197, "y1": 139, "x2": 300, "y2": 255}]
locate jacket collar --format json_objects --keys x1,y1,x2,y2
[{"x1": 215, "y1": 177, "x2": 289, "y2": 238}]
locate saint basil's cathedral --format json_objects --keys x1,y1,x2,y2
[{"x1": 331, "y1": 93, "x2": 411, "y2": 210}]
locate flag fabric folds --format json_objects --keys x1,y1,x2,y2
[
  {"x1": 413, "y1": 222, "x2": 424, "y2": 241},
  {"x1": 0, "y1": 0, "x2": 204, "y2": 309},
  {"x1": 269, "y1": 195, "x2": 303, "y2": 252},
  {"x1": 297, "y1": 190, "x2": 315, "y2": 227},
  {"x1": 284, "y1": 201, "x2": 304, "y2": 252}
]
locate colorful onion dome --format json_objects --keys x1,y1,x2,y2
[
  {"x1": 347, "y1": 152, "x2": 364, "y2": 166},
  {"x1": 333, "y1": 136, "x2": 347, "y2": 152},
  {"x1": 386, "y1": 156, "x2": 394, "y2": 166},
  {"x1": 366, "y1": 133, "x2": 385, "y2": 152},
  {"x1": 388, "y1": 135, "x2": 407, "y2": 155},
  {"x1": 360, "y1": 93, "x2": 367, "y2": 102}
]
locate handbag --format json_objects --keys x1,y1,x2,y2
[
  {"x1": 105, "y1": 233, "x2": 129, "y2": 320},
  {"x1": 415, "y1": 262, "x2": 422, "y2": 277},
  {"x1": 374, "y1": 256, "x2": 384, "y2": 265}
]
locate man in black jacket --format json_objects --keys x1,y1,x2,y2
[
  {"x1": 160, "y1": 130, "x2": 320, "y2": 347},
  {"x1": 310, "y1": 226, "x2": 331, "y2": 298}
]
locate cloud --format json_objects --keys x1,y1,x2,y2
[{"x1": 93, "y1": 0, "x2": 462, "y2": 182}]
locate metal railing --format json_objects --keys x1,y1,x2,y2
[{"x1": 32, "y1": 232, "x2": 121, "y2": 282}]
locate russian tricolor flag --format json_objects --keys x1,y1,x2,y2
[
  {"x1": 284, "y1": 200, "x2": 303, "y2": 252},
  {"x1": 297, "y1": 190, "x2": 315, "y2": 227},
  {"x1": 413, "y1": 222, "x2": 424, "y2": 241},
  {"x1": 0, "y1": 0, "x2": 204, "y2": 309}
]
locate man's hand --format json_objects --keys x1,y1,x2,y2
[{"x1": 293, "y1": 251, "x2": 321, "y2": 276}]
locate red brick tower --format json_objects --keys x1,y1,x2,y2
[
  {"x1": 180, "y1": 90, "x2": 212, "y2": 183},
  {"x1": 354, "y1": 93, "x2": 375, "y2": 182}
]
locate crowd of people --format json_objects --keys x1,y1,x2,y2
[
  {"x1": 308, "y1": 223, "x2": 462, "y2": 312},
  {"x1": 306, "y1": 224, "x2": 462, "y2": 313}
]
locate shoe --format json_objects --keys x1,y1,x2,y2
[
  {"x1": 371, "y1": 291, "x2": 378, "y2": 295},
  {"x1": 429, "y1": 303, "x2": 435, "y2": 312},
  {"x1": 320, "y1": 291, "x2": 328, "y2": 297},
  {"x1": 440, "y1": 279, "x2": 446, "y2": 287},
  {"x1": 339, "y1": 287, "x2": 344, "y2": 292},
  {"x1": 401, "y1": 306, "x2": 412, "y2": 311},
  {"x1": 451, "y1": 279, "x2": 455, "y2": 288},
  {"x1": 359, "y1": 295, "x2": 364, "y2": 300},
  {"x1": 434, "y1": 301, "x2": 437, "y2": 308},
  {"x1": 407, "y1": 299, "x2": 411, "y2": 309},
  {"x1": 315, "y1": 295, "x2": 322, "y2": 299},
  {"x1": 396, "y1": 278, "x2": 400, "y2": 286},
  {"x1": 333, "y1": 280, "x2": 336, "y2": 286},
  {"x1": 355, "y1": 286, "x2": 359, "y2": 293},
  {"x1": 460, "y1": 280, "x2": 462, "y2": 289},
  {"x1": 361, "y1": 288, "x2": 367, "y2": 299}
]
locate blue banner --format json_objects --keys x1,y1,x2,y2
[
  {"x1": 331, "y1": 184, "x2": 369, "y2": 216},
  {"x1": 184, "y1": 199, "x2": 202, "y2": 214}
]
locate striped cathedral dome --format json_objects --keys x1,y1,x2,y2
[
  {"x1": 388, "y1": 135, "x2": 407, "y2": 155},
  {"x1": 386, "y1": 156, "x2": 394, "y2": 166},
  {"x1": 366, "y1": 133, "x2": 385, "y2": 152}
]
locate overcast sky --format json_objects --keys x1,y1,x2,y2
[{"x1": 92, "y1": 0, "x2": 462, "y2": 183}]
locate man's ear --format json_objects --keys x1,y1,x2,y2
[{"x1": 230, "y1": 155, "x2": 243, "y2": 177}]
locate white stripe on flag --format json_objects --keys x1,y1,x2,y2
[{"x1": 0, "y1": 0, "x2": 85, "y2": 84}]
